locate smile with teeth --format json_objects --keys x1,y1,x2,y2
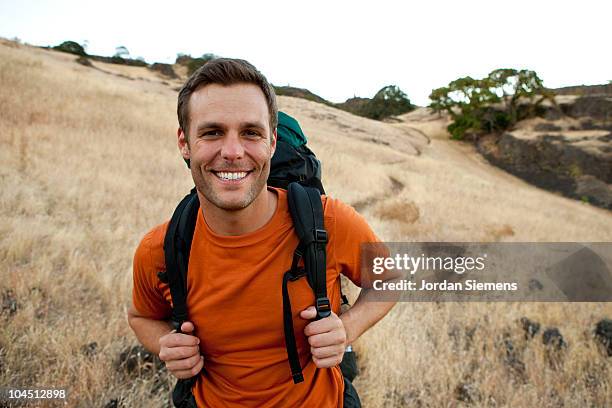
[{"x1": 213, "y1": 171, "x2": 250, "y2": 181}]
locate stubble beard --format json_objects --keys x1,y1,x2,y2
[{"x1": 193, "y1": 161, "x2": 271, "y2": 212}]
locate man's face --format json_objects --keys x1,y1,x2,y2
[{"x1": 178, "y1": 83, "x2": 277, "y2": 211}]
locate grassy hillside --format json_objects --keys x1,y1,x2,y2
[{"x1": 1, "y1": 39, "x2": 611, "y2": 407}]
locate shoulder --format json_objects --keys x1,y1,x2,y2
[
  {"x1": 134, "y1": 221, "x2": 170, "y2": 273},
  {"x1": 322, "y1": 195, "x2": 371, "y2": 233},
  {"x1": 322, "y1": 194, "x2": 381, "y2": 247},
  {"x1": 320, "y1": 195, "x2": 380, "y2": 287},
  {"x1": 132, "y1": 221, "x2": 172, "y2": 319}
]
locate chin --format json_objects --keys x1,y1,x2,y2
[
  {"x1": 215, "y1": 198, "x2": 251, "y2": 211},
  {"x1": 203, "y1": 190, "x2": 256, "y2": 211}
]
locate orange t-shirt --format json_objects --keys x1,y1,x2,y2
[{"x1": 132, "y1": 187, "x2": 380, "y2": 407}]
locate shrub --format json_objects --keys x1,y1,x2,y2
[
  {"x1": 176, "y1": 53, "x2": 218, "y2": 76},
  {"x1": 429, "y1": 69, "x2": 554, "y2": 140},
  {"x1": 366, "y1": 85, "x2": 415, "y2": 120},
  {"x1": 53, "y1": 41, "x2": 87, "y2": 56},
  {"x1": 339, "y1": 85, "x2": 415, "y2": 120}
]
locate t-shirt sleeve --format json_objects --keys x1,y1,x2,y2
[
  {"x1": 132, "y1": 225, "x2": 172, "y2": 320},
  {"x1": 327, "y1": 197, "x2": 382, "y2": 288}
]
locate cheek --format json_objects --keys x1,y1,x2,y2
[
  {"x1": 255, "y1": 143, "x2": 274, "y2": 160},
  {"x1": 191, "y1": 144, "x2": 218, "y2": 166}
]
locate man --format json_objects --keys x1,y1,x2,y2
[{"x1": 128, "y1": 58, "x2": 395, "y2": 407}]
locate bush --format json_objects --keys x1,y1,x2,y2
[
  {"x1": 338, "y1": 85, "x2": 415, "y2": 120},
  {"x1": 176, "y1": 53, "x2": 218, "y2": 76},
  {"x1": 429, "y1": 69, "x2": 554, "y2": 140},
  {"x1": 53, "y1": 41, "x2": 87, "y2": 56},
  {"x1": 366, "y1": 85, "x2": 415, "y2": 120}
]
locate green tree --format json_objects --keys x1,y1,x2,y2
[
  {"x1": 53, "y1": 41, "x2": 87, "y2": 56},
  {"x1": 362, "y1": 85, "x2": 415, "y2": 120},
  {"x1": 177, "y1": 53, "x2": 219, "y2": 76},
  {"x1": 114, "y1": 46, "x2": 130, "y2": 58},
  {"x1": 429, "y1": 68, "x2": 551, "y2": 140},
  {"x1": 488, "y1": 68, "x2": 551, "y2": 124}
]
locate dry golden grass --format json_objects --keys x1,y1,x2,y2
[{"x1": 1, "y1": 39, "x2": 611, "y2": 407}]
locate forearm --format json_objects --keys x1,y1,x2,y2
[
  {"x1": 127, "y1": 307, "x2": 173, "y2": 355},
  {"x1": 339, "y1": 288, "x2": 396, "y2": 345}
]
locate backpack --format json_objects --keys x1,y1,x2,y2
[{"x1": 158, "y1": 112, "x2": 359, "y2": 407}]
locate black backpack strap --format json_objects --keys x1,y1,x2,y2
[
  {"x1": 282, "y1": 266, "x2": 306, "y2": 383},
  {"x1": 282, "y1": 182, "x2": 330, "y2": 384},
  {"x1": 162, "y1": 188, "x2": 201, "y2": 407},
  {"x1": 287, "y1": 183, "x2": 330, "y2": 318},
  {"x1": 172, "y1": 377, "x2": 198, "y2": 408},
  {"x1": 163, "y1": 188, "x2": 200, "y2": 332}
]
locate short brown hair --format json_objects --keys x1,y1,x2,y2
[{"x1": 177, "y1": 58, "x2": 278, "y2": 137}]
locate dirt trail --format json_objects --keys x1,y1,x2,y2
[{"x1": 353, "y1": 176, "x2": 405, "y2": 212}]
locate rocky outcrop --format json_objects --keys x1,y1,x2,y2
[
  {"x1": 149, "y1": 62, "x2": 178, "y2": 79},
  {"x1": 552, "y1": 83, "x2": 612, "y2": 97},
  {"x1": 477, "y1": 95, "x2": 612, "y2": 209},
  {"x1": 544, "y1": 95, "x2": 612, "y2": 123}
]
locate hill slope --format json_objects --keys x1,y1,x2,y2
[{"x1": 1, "y1": 39, "x2": 611, "y2": 407}]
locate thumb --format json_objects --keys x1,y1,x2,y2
[
  {"x1": 181, "y1": 321, "x2": 195, "y2": 334},
  {"x1": 300, "y1": 306, "x2": 317, "y2": 320}
]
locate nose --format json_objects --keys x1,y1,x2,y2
[{"x1": 220, "y1": 132, "x2": 245, "y2": 162}]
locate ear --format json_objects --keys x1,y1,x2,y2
[
  {"x1": 177, "y1": 127, "x2": 190, "y2": 160},
  {"x1": 270, "y1": 127, "x2": 277, "y2": 157}
]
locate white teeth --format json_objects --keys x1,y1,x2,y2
[{"x1": 216, "y1": 171, "x2": 247, "y2": 180}]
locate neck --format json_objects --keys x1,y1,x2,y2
[{"x1": 198, "y1": 187, "x2": 278, "y2": 236}]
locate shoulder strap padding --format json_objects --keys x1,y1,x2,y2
[
  {"x1": 287, "y1": 182, "x2": 330, "y2": 319},
  {"x1": 163, "y1": 188, "x2": 200, "y2": 332}
]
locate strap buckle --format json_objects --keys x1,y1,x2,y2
[
  {"x1": 315, "y1": 297, "x2": 332, "y2": 319},
  {"x1": 313, "y1": 229, "x2": 328, "y2": 244},
  {"x1": 292, "y1": 372, "x2": 304, "y2": 383},
  {"x1": 288, "y1": 268, "x2": 306, "y2": 282},
  {"x1": 171, "y1": 319, "x2": 183, "y2": 333}
]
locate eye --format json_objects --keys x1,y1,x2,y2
[
  {"x1": 201, "y1": 130, "x2": 222, "y2": 138},
  {"x1": 244, "y1": 129, "x2": 262, "y2": 138}
]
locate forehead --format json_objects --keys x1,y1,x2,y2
[{"x1": 188, "y1": 83, "x2": 270, "y2": 128}]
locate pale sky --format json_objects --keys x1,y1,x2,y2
[{"x1": 1, "y1": 0, "x2": 610, "y2": 106}]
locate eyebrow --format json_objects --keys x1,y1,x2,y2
[
  {"x1": 195, "y1": 121, "x2": 266, "y2": 133},
  {"x1": 195, "y1": 122, "x2": 224, "y2": 133}
]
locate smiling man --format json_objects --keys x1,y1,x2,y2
[
  {"x1": 128, "y1": 58, "x2": 395, "y2": 407},
  {"x1": 184, "y1": 82, "x2": 277, "y2": 221}
]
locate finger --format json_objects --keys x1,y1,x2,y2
[
  {"x1": 165, "y1": 352, "x2": 203, "y2": 372},
  {"x1": 303, "y1": 314, "x2": 343, "y2": 337},
  {"x1": 311, "y1": 344, "x2": 345, "y2": 359},
  {"x1": 313, "y1": 355, "x2": 342, "y2": 368},
  {"x1": 172, "y1": 356, "x2": 204, "y2": 379},
  {"x1": 160, "y1": 332, "x2": 200, "y2": 348},
  {"x1": 307, "y1": 331, "x2": 346, "y2": 348},
  {"x1": 159, "y1": 345, "x2": 200, "y2": 362},
  {"x1": 181, "y1": 321, "x2": 195, "y2": 333},
  {"x1": 300, "y1": 306, "x2": 317, "y2": 320}
]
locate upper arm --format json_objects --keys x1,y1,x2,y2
[
  {"x1": 326, "y1": 197, "x2": 383, "y2": 287},
  {"x1": 131, "y1": 226, "x2": 173, "y2": 320}
]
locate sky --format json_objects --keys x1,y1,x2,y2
[{"x1": 1, "y1": 0, "x2": 610, "y2": 106}]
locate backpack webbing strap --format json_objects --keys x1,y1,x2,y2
[
  {"x1": 287, "y1": 183, "x2": 330, "y2": 319},
  {"x1": 172, "y1": 376, "x2": 198, "y2": 408},
  {"x1": 163, "y1": 188, "x2": 200, "y2": 333},
  {"x1": 282, "y1": 267, "x2": 306, "y2": 383},
  {"x1": 163, "y1": 188, "x2": 201, "y2": 407},
  {"x1": 284, "y1": 182, "x2": 330, "y2": 383}
]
